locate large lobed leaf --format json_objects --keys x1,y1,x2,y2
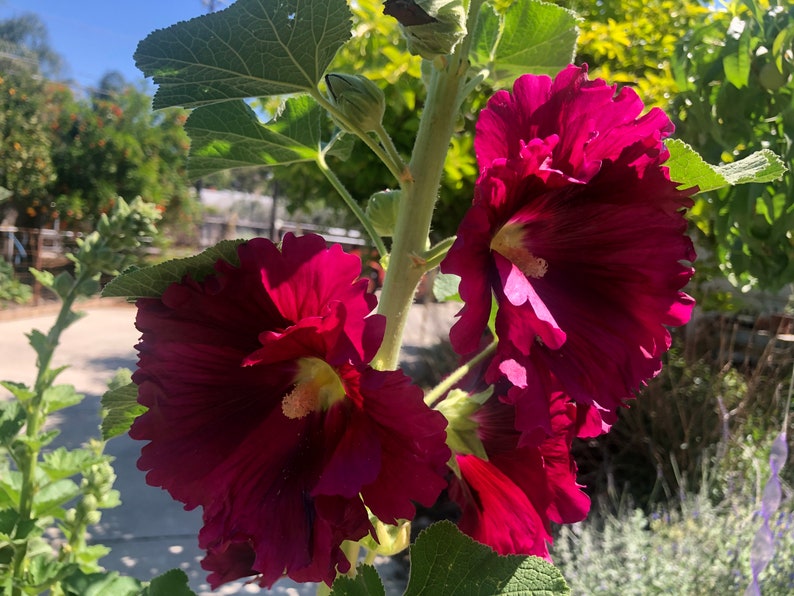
[
  {"x1": 101, "y1": 239, "x2": 243, "y2": 300},
  {"x1": 471, "y1": 0, "x2": 579, "y2": 87},
  {"x1": 666, "y1": 139, "x2": 787, "y2": 193},
  {"x1": 186, "y1": 95, "x2": 323, "y2": 179},
  {"x1": 135, "y1": 0, "x2": 352, "y2": 109},
  {"x1": 405, "y1": 521, "x2": 570, "y2": 595}
]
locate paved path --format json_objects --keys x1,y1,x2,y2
[{"x1": 0, "y1": 301, "x2": 458, "y2": 595}]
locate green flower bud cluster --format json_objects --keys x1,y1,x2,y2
[
  {"x1": 383, "y1": 0, "x2": 467, "y2": 60},
  {"x1": 325, "y1": 73, "x2": 386, "y2": 134},
  {"x1": 365, "y1": 190, "x2": 401, "y2": 237},
  {"x1": 73, "y1": 196, "x2": 162, "y2": 278}
]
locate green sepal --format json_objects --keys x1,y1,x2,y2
[{"x1": 436, "y1": 387, "x2": 492, "y2": 460}]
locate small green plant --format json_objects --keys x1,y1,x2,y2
[
  {"x1": 553, "y1": 443, "x2": 794, "y2": 595},
  {"x1": 0, "y1": 198, "x2": 168, "y2": 595},
  {"x1": 0, "y1": 260, "x2": 32, "y2": 307}
]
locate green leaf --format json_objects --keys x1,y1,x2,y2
[
  {"x1": 714, "y1": 150, "x2": 787, "y2": 186},
  {"x1": 27, "y1": 329, "x2": 53, "y2": 363},
  {"x1": 40, "y1": 447, "x2": 107, "y2": 481},
  {"x1": 33, "y1": 478, "x2": 81, "y2": 517},
  {"x1": 101, "y1": 239, "x2": 244, "y2": 299},
  {"x1": 0, "y1": 381, "x2": 34, "y2": 404},
  {"x1": 666, "y1": 139, "x2": 787, "y2": 193},
  {"x1": 29, "y1": 268, "x2": 55, "y2": 290},
  {"x1": 470, "y1": 3, "x2": 501, "y2": 68},
  {"x1": 330, "y1": 564, "x2": 386, "y2": 596},
  {"x1": 53, "y1": 271, "x2": 75, "y2": 299},
  {"x1": 101, "y1": 382, "x2": 146, "y2": 441},
  {"x1": 432, "y1": 272, "x2": 462, "y2": 302},
  {"x1": 0, "y1": 400, "x2": 25, "y2": 446},
  {"x1": 405, "y1": 521, "x2": 570, "y2": 595},
  {"x1": 141, "y1": 569, "x2": 197, "y2": 596},
  {"x1": 61, "y1": 570, "x2": 142, "y2": 596},
  {"x1": 490, "y1": 0, "x2": 579, "y2": 86},
  {"x1": 723, "y1": 27, "x2": 751, "y2": 89},
  {"x1": 42, "y1": 384, "x2": 84, "y2": 415},
  {"x1": 26, "y1": 554, "x2": 79, "y2": 590},
  {"x1": 135, "y1": 0, "x2": 352, "y2": 109},
  {"x1": 186, "y1": 95, "x2": 323, "y2": 179},
  {"x1": 0, "y1": 471, "x2": 22, "y2": 508}
]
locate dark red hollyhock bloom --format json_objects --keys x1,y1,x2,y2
[
  {"x1": 130, "y1": 234, "x2": 450, "y2": 588},
  {"x1": 441, "y1": 65, "x2": 696, "y2": 437},
  {"x1": 448, "y1": 387, "x2": 590, "y2": 559}
]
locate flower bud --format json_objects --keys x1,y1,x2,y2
[
  {"x1": 325, "y1": 74, "x2": 386, "y2": 133},
  {"x1": 365, "y1": 190, "x2": 401, "y2": 236},
  {"x1": 383, "y1": 0, "x2": 467, "y2": 60}
]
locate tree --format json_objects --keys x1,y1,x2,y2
[
  {"x1": 47, "y1": 82, "x2": 195, "y2": 232},
  {"x1": 0, "y1": 13, "x2": 63, "y2": 77},
  {"x1": 0, "y1": 70, "x2": 55, "y2": 226}
]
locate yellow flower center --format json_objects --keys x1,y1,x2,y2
[
  {"x1": 490, "y1": 222, "x2": 548, "y2": 279},
  {"x1": 281, "y1": 357, "x2": 346, "y2": 419}
]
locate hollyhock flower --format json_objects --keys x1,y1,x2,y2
[
  {"x1": 441, "y1": 64, "x2": 696, "y2": 436},
  {"x1": 448, "y1": 385, "x2": 589, "y2": 559},
  {"x1": 130, "y1": 234, "x2": 450, "y2": 588}
]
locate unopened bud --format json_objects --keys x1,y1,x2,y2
[
  {"x1": 366, "y1": 190, "x2": 401, "y2": 236},
  {"x1": 325, "y1": 74, "x2": 385, "y2": 133},
  {"x1": 384, "y1": 0, "x2": 467, "y2": 60}
]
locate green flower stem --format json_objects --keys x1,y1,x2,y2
[
  {"x1": 422, "y1": 236, "x2": 457, "y2": 272},
  {"x1": 373, "y1": 57, "x2": 471, "y2": 370},
  {"x1": 311, "y1": 89, "x2": 407, "y2": 183},
  {"x1": 316, "y1": 154, "x2": 388, "y2": 257},
  {"x1": 424, "y1": 340, "x2": 497, "y2": 407},
  {"x1": 11, "y1": 271, "x2": 90, "y2": 596},
  {"x1": 373, "y1": 122, "x2": 407, "y2": 180}
]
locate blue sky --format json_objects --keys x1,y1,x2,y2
[{"x1": 0, "y1": 0, "x2": 225, "y2": 92}]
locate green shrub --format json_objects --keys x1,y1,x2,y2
[
  {"x1": 0, "y1": 259, "x2": 31, "y2": 306},
  {"x1": 553, "y1": 443, "x2": 794, "y2": 595}
]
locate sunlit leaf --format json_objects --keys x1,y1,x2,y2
[
  {"x1": 135, "y1": 0, "x2": 352, "y2": 109},
  {"x1": 405, "y1": 521, "x2": 570, "y2": 595},
  {"x1": 330, "y1": 565, "x2": 385, "y2": 596},
  {"x1": 186, "y1": 95, "x2": 323, "y2": 179},
  {"x1": 486, "y1": 0, "x2": 579, "y2": 86},
  {"x1": 666, "y1": 139, "x2": 787, "y2": 193},
  {"x1": 101, "y1": 383, "x2": 146, "y2": 441},
  {"x1": 102, "y1": 239, "x2": 243, "y2": 299}
]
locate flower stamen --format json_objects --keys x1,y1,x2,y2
[
  {"x1": 281, "y1": 357, "x2": 346, "y2": 419},
  {"x1": 490, "y1": 223, "x2": 548, "y2": 279}
]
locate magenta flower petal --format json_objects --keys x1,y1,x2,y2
[
  {"x1": 442, "y1": 65, "x2": 696, "y2": 437},
  {"x1": 131, "y1": 234, "x2": 450, "y2": 588},
  {"x1": 449, "y1": 390, "x2": 589, "y2": 558}
]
